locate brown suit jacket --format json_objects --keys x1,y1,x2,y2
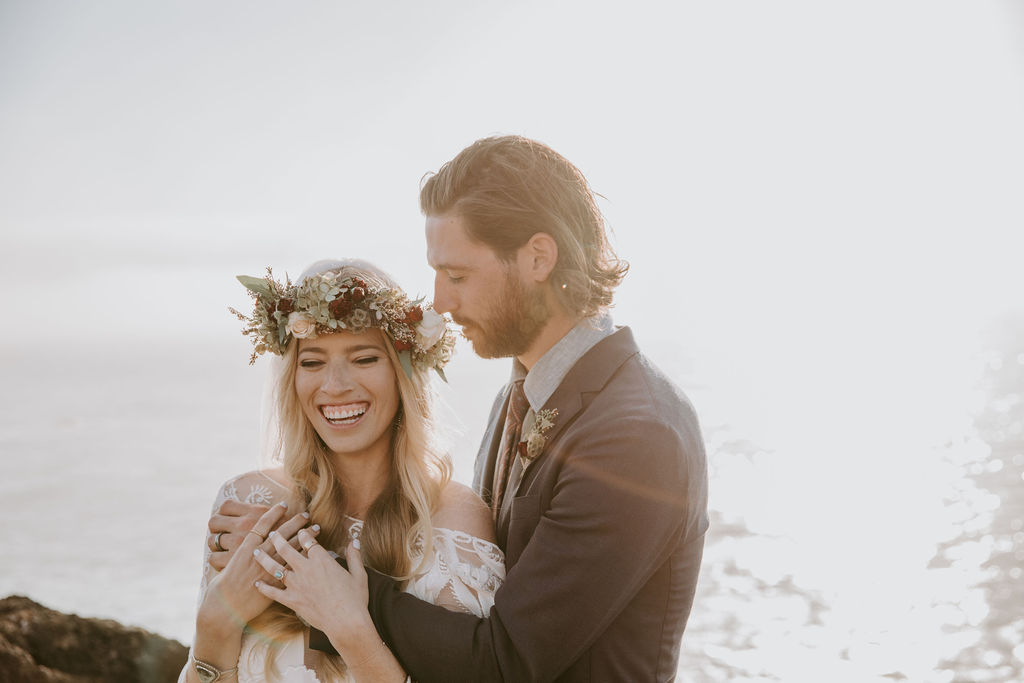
[{"x1": 318, "y1": 326, "x2": 708, "y2": 681}]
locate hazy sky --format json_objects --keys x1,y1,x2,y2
[
  {"x1": 4, "y1": 1, "x2": 1021, "y2": 299},
  {"x1": 4, "y1": 0, "x2": 1022, "y2": 444}
]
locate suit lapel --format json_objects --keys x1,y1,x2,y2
[{"x1": 495, "y1": 327, "x2": 640, "y2": 531}]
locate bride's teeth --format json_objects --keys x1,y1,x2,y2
[{"x1": 322, "y1": 405, "x2": 367, "y2": 422}]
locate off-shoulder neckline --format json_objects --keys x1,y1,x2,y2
[
  {"x1": 343, "y1": 515, "x2": 502, "y2": 553},
  {"x1": 244, "y1": 472, "x2": 501, "y2": 554}
]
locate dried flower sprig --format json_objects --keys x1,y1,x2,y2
[{"x1": 518, "y1": 408, "x2": 559, "y2": 461}]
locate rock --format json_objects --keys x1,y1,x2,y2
[{"x1": 0, "y1": 595, "x2": 187, "y2": 683}]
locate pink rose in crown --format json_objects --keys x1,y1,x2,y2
[{"x1": 287, "y1": 312, "x2": 316, "y2": 339}]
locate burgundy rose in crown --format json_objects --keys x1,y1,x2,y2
[
  {"x1": 328, "y1": 297, "x2": 353, "y2": 318},
  {"x1": 404, "y1": 305, "x2": 424, "y2": 325}
]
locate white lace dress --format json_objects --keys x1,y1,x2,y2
[{"x1": 179, "y1": 471, "x2": 505, "y2": 683}]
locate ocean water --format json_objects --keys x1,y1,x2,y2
[{"x1": 2, "y1": 317, "x2": 1022, "y2": 682}]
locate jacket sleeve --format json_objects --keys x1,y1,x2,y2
[{"x1": 332, "y1": 415, "x2": 698, "y2": 683}]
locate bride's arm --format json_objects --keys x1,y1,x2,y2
[
  {"x1": 189, "y1": 504, "x2": 317, "y2": 679},
  {"x1": 180, "y1": 495, "x2": 316, "y2": 683},
  {"x1": 180, "y1": 502, "x2": 291, "y2": 682}
]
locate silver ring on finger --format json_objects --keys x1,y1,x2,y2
[
  {"x1": 213, "y1": 531, "x2": 226, "y2": 552},
  {"x1": 302, "y1": 538, "x2": 317, "y2": 551}
]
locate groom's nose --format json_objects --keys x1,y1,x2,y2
[{"x1": 432, "y1": 273, "x2": 455, "y2": 316}]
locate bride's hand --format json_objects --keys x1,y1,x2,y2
[
  {"x1": 254, "y1": 529, "x2": 374, "y2": 643},
  {"x1": 198, "y1": 503, "x2": 318, "y2": 631}
]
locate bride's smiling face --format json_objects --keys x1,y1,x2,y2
[{"x1": 294, "y1": 329, "x2": 400, "y2": 460}]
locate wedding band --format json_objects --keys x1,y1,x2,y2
[
  {"x1": 213, "y1": 531, "x2": 226, "y2": 552},
  {"x1": 302, "y1": 538, "x2": 317, "y2": 550},
  {"x1": 247, "y1": 529, "x2": 267, "y2": 542}
]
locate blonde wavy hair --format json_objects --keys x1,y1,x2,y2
[{"x1": 247, "y1": 259, "x2": 452, "y2": 680}]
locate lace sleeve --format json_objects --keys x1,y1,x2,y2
[
  {"x1": 195, "y1": 471, "x2": 291, "y2": 606},
  {"x1": 179, "y1": 472, "x2": 294, "y2": 683},
  {"x1": 405, "y1": 528, "x2": 506, "y2": 617}
]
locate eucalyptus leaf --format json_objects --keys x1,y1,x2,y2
[
  {"x1": 237, "y1": 275, "x2": 273, "y2": 297},
  {"x1": 398, "y1": 350, "x2": 414, "y2": 381}
]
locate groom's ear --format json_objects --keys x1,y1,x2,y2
[{"x1": 520, "y1": 232, "x2": 558, "y2": 283}]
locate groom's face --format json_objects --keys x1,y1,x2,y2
[{"x1": 426, "y1": 213, "x2": 547, "y2": 359}]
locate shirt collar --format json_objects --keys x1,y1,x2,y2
[{"x1": 510, "y1": 313, "x2": 615, "y2": 411}]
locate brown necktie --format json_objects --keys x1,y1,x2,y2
[{"x1": 492, "y1": 379, "x2": 528, "y2": 520}]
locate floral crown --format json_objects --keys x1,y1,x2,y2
[{"x1": 230, "y1": 268, "x2": 456, "y2": 381}]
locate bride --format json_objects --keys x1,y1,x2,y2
[{"x1": 180, "y1": 259, "x2": 505, "y2": 683}]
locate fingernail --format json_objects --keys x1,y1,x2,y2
[
  {"x1": 253, "y1": 549, "x2": 261, "y2": 556},
  {"x1": 352, "y1": 537, "x2": 361, "y2": 550},
  {"x1": 278, "y1": 501, "x2": 288, "y2": 509},
  {"x1": 311, "y1": 524, "x2": 320, "y2": 533},
  {"x1": 254, "y1": 581, "x2": 262, "y2": 588},
  {"x1": 301, "y1": 511, "x2": 310, "y2": 519}
]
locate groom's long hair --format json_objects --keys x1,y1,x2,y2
[
  {"x1": 247, "y1": 262, "x2": 451, "y2": 680},
  {"x1": 420, "y1": 134, "x2": 629, "y2": 317}
]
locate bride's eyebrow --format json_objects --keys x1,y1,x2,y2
[
  {"x1": 346, "y1": 344, "x2": 385, "y2": 353},
  {"x1": 299, "y1": 344, "x2": 383, "y2": 355}
]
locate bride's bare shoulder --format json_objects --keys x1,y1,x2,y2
[{"x1": 432, "y1": 481, "x2": 495, "y2": 543}]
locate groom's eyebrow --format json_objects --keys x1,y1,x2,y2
[{"x1": 431, "y1": 261, "x2": 473, "y2": 272}]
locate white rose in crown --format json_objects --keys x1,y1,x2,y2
[
  {"x1": 287, "y1": 312, "x2": 317, "y2": 339},
  {"x1": 415, "y1": 309, "x2": 448, "y2": 349}
]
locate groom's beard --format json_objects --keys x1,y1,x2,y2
[{"x1": 460, "y1": 267, "x2": 548, "y2": 359}]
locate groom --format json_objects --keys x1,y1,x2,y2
[{"x1": 212, "y1": 135, "x2": 708, "y2": 681}]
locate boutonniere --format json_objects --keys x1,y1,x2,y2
[{"x1": 518, "y1": 408, "x2": 559, "y2": 462}]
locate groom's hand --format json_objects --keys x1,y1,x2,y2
[{"x1": 208, "y1": 500, "x2": 273, "y2": 570}]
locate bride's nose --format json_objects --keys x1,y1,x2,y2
[{"x1": 321, "y1": 361, "x2": 354, "y2": 394}]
